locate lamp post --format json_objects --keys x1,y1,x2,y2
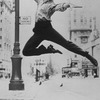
[{"x1": 9, "y1": 0, "x2": 24, "y2": 90}]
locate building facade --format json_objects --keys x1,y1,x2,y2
[
  {"x1": 0, "y1": 0, "x2": 14, "y2": 79},
  {"x1": 83, "y1": 23, "x2": 100, "y2": 77},
  {"x1": 69, "y1": 8, "x2": 99, "y2": 77}
]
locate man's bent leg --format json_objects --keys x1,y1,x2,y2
[
  {"x1": 22, "y1": 34, "x2": 45, "y2": 56},
  {"x1": 22, "y1": 33, "x2": 62, "y2": 56}
]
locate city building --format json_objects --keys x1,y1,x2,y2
[
  {"x1": 83, "y1": 17, "x2": 100, "y2": 77},
  {"x1": 68, "y1": 8, "x2": 99, "y2": 77},
  {"x1": 0, "y1": 0, "x2": 14, "y2": 79},
  {"x1": 28, "y1": 56, "x2": 48, "y2": 81},
  {"x1": 28, "y1": 55, "x2": 57, "y2": 81},
  {"x1": 69, "y1": 9, "x2": 92, "y2": 49}
]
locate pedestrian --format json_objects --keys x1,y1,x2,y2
[
  {"x1": 45, "y1": 73, "x2": 49, "y2": 80},
  {"x1": 60, "y1": 83, "x2": 63, "y2": 87},
  {"x1": 39, "y1": 81, "x2": 42, "y2": 85},
  {"x1": 22, "y1": 0, "x2": 98, "y2": 67}
]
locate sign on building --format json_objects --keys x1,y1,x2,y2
[{"x1": 20, "y1": 16, "x2": 31, "y2": 25}]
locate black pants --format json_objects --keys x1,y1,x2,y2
[{"x1": 22, "y1": 20, "x2": 87, "y2": 57}]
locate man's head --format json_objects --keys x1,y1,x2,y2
[
  {"x1": 34, "y1": 0, "x2": 38, "y2": 3},
  {"x1": 43, "y1": 0, "x2": 53, "y2": 2},
  {"x1": 34, "y1": 0, "x2": 53, "y2": 4}
]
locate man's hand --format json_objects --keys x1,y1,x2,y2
[
  {"x1": 69, "y1": 3, "x2": 82, "y2": 10},
  {"x1": 69, "y1": 3, "x2": 76, "y2": 8}
]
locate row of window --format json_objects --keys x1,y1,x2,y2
[
  {"x1": 0, "y1": 1, "x2": 13, "y2": 76},
  {"x1": 0, "y1": 43, "x2": 11, "y2": 51},
  {"x1": 4, "y1": 43, "x2": 11, "y2": 51}
]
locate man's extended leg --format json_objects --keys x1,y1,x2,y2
[{"x1": 45, "y1": 28, "x2": 98, "y2": 66}]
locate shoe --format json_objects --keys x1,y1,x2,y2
[
  {"x1": 47, "y1": 45, "x2": 62, "y2": 54},
  {"x1": 38, "y1": 45, "x2": 47, "y2": 54},
  {"x1": 85, "y1": 52, "x2": 98, "y2": 66}
]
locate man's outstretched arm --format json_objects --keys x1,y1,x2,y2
[
  {"x1": 54, "y1": 3, "x2": 70, "y2": 12},
  {"x1": 53, "y1": 2, "x2": 82, "y2": 12},
  {"x1": 34, "y1": 0, "x2": 41, "y2": 4}
]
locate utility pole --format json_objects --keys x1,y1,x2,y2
[{"x1": 9, "y1": 0, "x2": 24, "y2": 90}]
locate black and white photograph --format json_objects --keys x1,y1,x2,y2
[{"x1": 0, "y1": 0, "x2": 100, "y2": 100}]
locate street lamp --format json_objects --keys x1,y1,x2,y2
[{"x1": 9, "y1": 0, "x2": 24, "y2": 90}]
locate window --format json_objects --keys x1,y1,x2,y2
[
  {"x1": 0, "y1": 20, "x2": 2, "y2": 23},
  {"x1": 81, "y1": 36, "x2": 88, "y2": 44},
  {"x1": 4, "y1": 43, "x2": 6, "y2": 49},
  {"x1": 0, "y1": 28, "x2": 2, "y2": 31},
  {"x1": 0, "y1": 36, "x2": 2, "y2": 39},
  {"x1": 0, "y1": 2, "x2": 3, "y2": 7}
]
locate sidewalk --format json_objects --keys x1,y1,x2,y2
[
  {"x1": 0, "y1": 77, "x2": 41, "y2": 100},
  {"x1": 0, "y1": 75, "x2": 100, "y2": 100}
]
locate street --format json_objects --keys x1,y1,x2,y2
[{"x1": 0, "y1": 74, "x2": 100, "y2": 100}]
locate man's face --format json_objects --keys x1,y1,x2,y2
[
  {"x1": 34, "y1": 0, "x2": 37, "y2": 2},
  {"x1": 43, "y1": 0, "x2": 52, "y2": 2},
  {"x1": 34, "y1": 0, "x2": 53, "y2": 3}
]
